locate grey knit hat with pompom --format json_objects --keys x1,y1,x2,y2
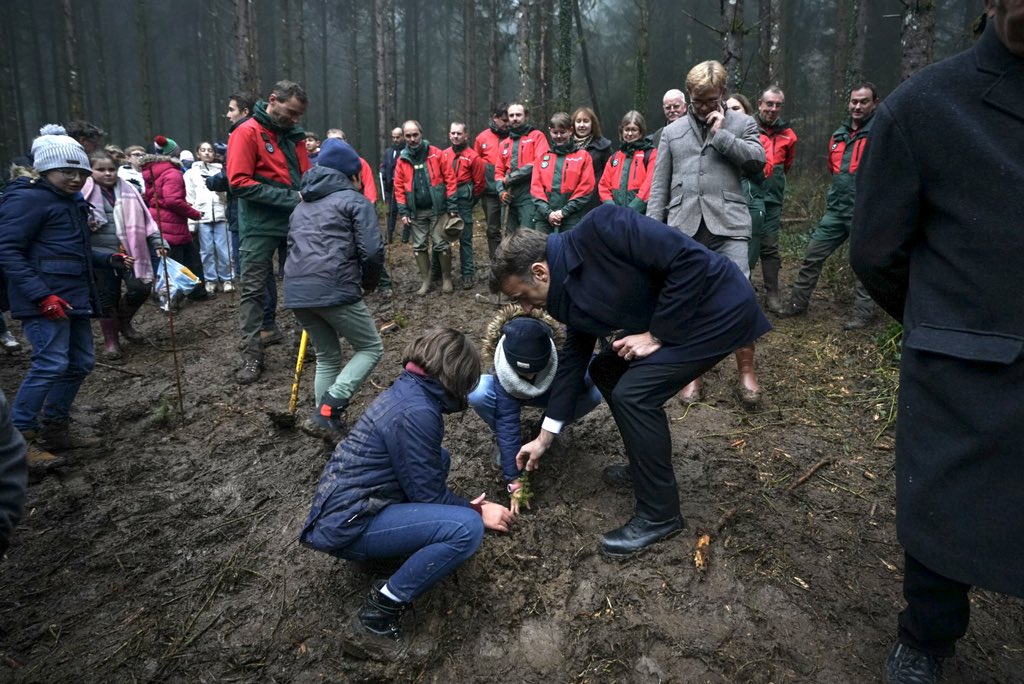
[{"x1": 31, "y1": 124, "x2": 90, "y2": 174}]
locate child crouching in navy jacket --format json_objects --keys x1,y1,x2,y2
[
  {"x1": 468, "y1": 306, "x2": 602, "y2": 512},
  {"x1": 299, "y1": 328, "x2": 514, "y2": 652}
]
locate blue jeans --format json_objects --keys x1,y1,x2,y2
[
  {"x1": 333, "y1": 503, "x2": 484, "y2": 603},
  {"x1": 232, "y1": 230, "x2": 277, "y2": 331},
  {"x1": 468, "y1": 373, "x2": 602, "y2": 430},
  {"x1": 197, "y1": 221, "x2": 233, "y2": 282},
  {"x1": 293, "y1": 301, "x2": 384, "y2": 403},
  {"x1": 12, "y1": 317, "x2": 95, "y2": 431}
]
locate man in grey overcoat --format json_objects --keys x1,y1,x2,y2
[
  {"x1": 647, "y1": 60, "x2": 767, "y2": 407},
  {"x1": 851, "y1": 3, "x2": 1024, "y2": 682}
]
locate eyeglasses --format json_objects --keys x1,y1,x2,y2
[
  {"x1": 56, "y1": 168, "x2": 90, "y2": 180},
  {"x1": 690, "y1": 97, "x2": 722, "y2": 109},
  {"x1": 663, "y1": 103, "x2": 684, "y2": 111},
  {"x1": 761, "y1": 101, "x2": 784, "y2": 109}
]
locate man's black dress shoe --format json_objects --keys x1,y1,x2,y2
[{"x1": 600, "y1": 515, "x2": 684, "y2": 558}]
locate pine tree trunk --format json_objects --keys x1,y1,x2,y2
[
  {"x1": 539, "y1": 0, "x2": 553, "y2": 121},
  {"x1": 516, "y1": 0, "x2": 533, "y2": 104},
  {"x1": 375, "y1": 0, "x2": 389, "y2": 153},
  {"x1": 322, "y1": 1, "x2": 330, "y2": 127},
  {"x1": 488, "y1": 0, "x2": 499, "y2": 103},
  {"x1": 350, "y1": 2, "x2": 363, "y2": 144},
  {"x1": 573, "y1": 0, "x2": 599, "y2": 120},
  {"x1": 235, "y1": 0, "x2": 260, "y2": 95},
  {"x1": 135, "y1": 0, "x2": 153, "y2": 137},
  {"x1": 63, "y1": 0, "x2": 83, "y2": 120},
  {"x1": 557, "y1": 0, "x2": 573, "y2": 111},
  {"x1": 757, "y1": 0, "x2": 783, "y2": 88},
  {"x1": 464, "y1": 0, "x2": 476, "y2": 123},
  {"x1": 900, "y1": 0, "x2": 935, "y2": 81},
  {"x1": 634, "y1": 0, "x2": 650, "y2": 111},
  {"x1": 719, "y1": 0, "x2": 744, "y2": 91}
]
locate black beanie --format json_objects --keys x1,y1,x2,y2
[{"x1": 501, "y1": 317, "x2": 552, "y2": 373}]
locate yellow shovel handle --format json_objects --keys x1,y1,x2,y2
[{"x1": 288, "y1": 330, "x2": 309, "y2": 414}]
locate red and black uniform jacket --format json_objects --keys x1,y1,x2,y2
[
  {"x1": 496, "y1": 127, "x2": 549, "y2": 197},
  {"x1": 442, "y1": 145, "x2": 485, "y2": 212},
  {"x1": 598, "y1": 142, "x2": 657, "y2": 214},
  {"x1": 530, "y1": 145, "x2": 595, "y2": 226},
  {"x1": 474, "y1": 125, "x2": 508, "y2": 194}
]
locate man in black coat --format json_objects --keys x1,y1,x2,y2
[
  {"x1": 380, "y1": 127, "x2": 403, "y2": 243},
  {"x1": 850, "y1": 4, "x2": 1024, "y2": 683},
  {"x1": 490, "y1": 205, "x2": 770, "y2": 558}
]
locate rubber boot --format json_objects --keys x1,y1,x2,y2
[
  {"x1": 301, "y1": 392, "x2": 348, "y2": 446},
  {"x1": 762, "y1": 259, "x2": 784, "y2": 314},
  {"x1": 734, "y1": 344, "x2": 761, "y2": 410},
  {"x1": 414, "y1": 252, "x2": 432, "y2": 296},
  {"x1": 438, "y1": 251, "x2": 454, "y2": 293},
  {"x1": 677, "y1": 377, "x2": 703, "y2": 405},
  {"x1": 99, "y1": 318, "x2": 123, "y2": 362},
  {"x1": 118, "y1": 299, "x2": 146, "y2": 343}
]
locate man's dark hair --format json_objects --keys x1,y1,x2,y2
[
  {"x1": 489, "y1": 229, "x2": 549, "y2": 293},
  {"x1": 65, "y1": 120, "x2": 105, "y2": 141},
  {"x1": 229, "y1": 90, "x2": 257, "y2": 115},
  {"x1": 270, "y1": 80, "x2": 309, "y2": 105},
  {"x1": 491, "y1": 102, "x2": 510, "y2": 118},
  {"x1": 850, "y1": 80, "x2": 879, "y2": 101}
]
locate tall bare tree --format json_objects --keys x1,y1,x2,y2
[
  {"x1": 683, "y1": 1, "x2": 747, "y2": 91},
  {"x1": 634, "y1": 0, "x2": 651, "y2": 111},
  {"x1": 900, "y1": 0, "x2": 936, "y2": 80},
  {"x1": 556, "y1": 0, "x2": 573, "y2": 111},
  {"x1": 538, "y1": 0, "x2": 554, "y2": 121},
  {"x1": 488, "y1": 0, "x2": 500, "y2": 107},
  {"x1": 375, "y1": 0, "x2": 392, "y2": 153},
  {"x1": 516, "y1": 0, "x2": 533, "y2": 104},
  {"x1": 464, "y1": 0, "x2": 477, "y2": 124},
  {"x1": 720, "y1": 0, "x2": 744, "y2": 90},
  {"x1": 235, "y1": 0, "x2": 260, "y2": 94},
  {"x1": 134, "y1": 0, "x2": 153, "y2": 136},
  {"x1": 573, "y1": 0, "x2": 600, "y2": 120},
  {"x1": 63, "y1": 0, "x2": 83, "y2": 120},
  {"x1": 757, "y1": 0, "x2": 784, "y2": 89}
]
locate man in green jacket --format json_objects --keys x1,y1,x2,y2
[
  {"x1": 779, "y1": 83, "x2": 879, "y2": 329},
  {"x1": 227, "y1": 80, "x2": 311, "y2": 384}
]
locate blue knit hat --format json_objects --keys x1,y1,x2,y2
[
  {"x1": 317, "y1": 138, "x2": 362, "y2": 177},
  {"x1": 501, "y1": 317, "x2": 553, "y2": 373}
]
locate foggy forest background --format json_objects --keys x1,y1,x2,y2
[{"x1": 0, "y1": 0, "x2": 983, "y2": 177}]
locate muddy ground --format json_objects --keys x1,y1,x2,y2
[{"x1": 1, "y1": 215, "x2": 1022, "y2": 684}]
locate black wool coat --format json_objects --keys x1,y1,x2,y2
[{"x1": 850, "y1": 23, "x2": 1024, "y2": 596}]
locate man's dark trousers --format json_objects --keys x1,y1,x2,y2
[{"x1": 588, "y1": 347, "x2": 726, "y2": 522}]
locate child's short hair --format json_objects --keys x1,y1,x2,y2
[{"x1": 402, "y1": 328, "x2": 481, "y2": 399}]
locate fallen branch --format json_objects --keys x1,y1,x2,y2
[
  {"x1": 95, "y1": 361, "x2": 145, "y2": 377},
  {"x1": 787, "y1": 458, "x2": 831, "y2": 492}
]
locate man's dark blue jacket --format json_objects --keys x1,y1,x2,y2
[{"x1": 544, "y1": 204, "x2": 770, "y2": 421}]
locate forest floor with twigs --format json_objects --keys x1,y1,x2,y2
[{"x1": 1, "y1": 205, "x2": 1022, "y2": 683}]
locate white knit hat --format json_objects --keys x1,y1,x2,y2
[{"x1": 31, "y1": 124, "x2": 90, "y2": 173}]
